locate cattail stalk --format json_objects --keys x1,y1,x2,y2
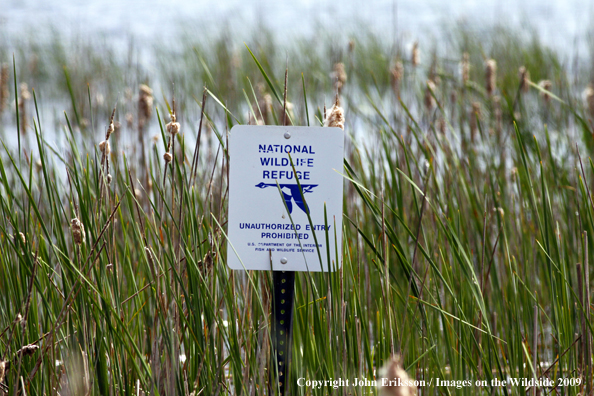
[
  {"x1": 100, "y1": 107, "x2": 116, "y2": 174},
  {"x1": 162, "y1": 102, "x2": 181, "y2": 223},
  {"x1": 96, "y1": 107, "x2": 116, "y2": 216}
]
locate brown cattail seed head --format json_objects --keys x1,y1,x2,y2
[
  {"x1": 163, "y1": 152, "x2": 172, "y2": 163},
  {"x1": 0, "y1": 63, "x2": 8, "y2": 113},
  {"x1": 378, "y1": 355, "x2": 417, "y2": 396},
  {"x1": 126, "y1": 112, "x2": 134, "y2": 129},
  {"x1": 324, "y1": 101, "x2": 345, "y2": 130},
  {"x1": 264, "y1": 93, "x2": 272, "y2": 107},
  {"x1": 519, "y1": 66, "x2": 530, "y2": 93},
  {"x1": 584, "y1": 85, "x2": 594, "y2": 116},
  {"x1": 19, "y1": 83, "x2": 31, "y2": 101},
  {"x1": 485, "y1": 59, "x2": 497, "y2": 96},
  {"x1": 138, "y1": 84, "x2": 154, "y2": 126},
  {"x1": 166, "y1": 113, "x2": 180, "y2": 135},
  {"x1": 411, "y1": 42, "x2": 420, "y2": 67},
  {"x1": 19, "y1": 83, "x2": 30, "y2": 135},
  {"x1": 538, "y1": 80, "x2": 552, "y2": 102},
  {"x1": 203, "y1": 252, "x2": 213, "y2": 272},
  {"x1": 348, "y1": 40, "x2": 355, "y2": 53},
  {"x1": 17, "y1": 344, "x2": 39, "y2": 357},
  {"x1": 71, "y1": 218, "x2": 85, "y2": 245},
  {"x1": 424, "y1": 80, "x2": 436, "y2": 111},
  {"x1": 106, "y1": 121, "x2": 115, "y2": 140},
  {"x1": 99, "y1": 140, "x2": 110, "y2": 156},
  {"x1": 390, "y1": 61, "x2": 404, "y2": 98},
  {"x1": 332, "y1": 62, "x2": 347, "y2": 94},
  {"x1": 139, "y1": 84, "x2": 153, "y2": 101},
  {"x1": 166, "y1": 122, "x2": 180, "y2": 135},
  {"x1": 461, "y1": 52, "x2": 470, "y2": 84}
]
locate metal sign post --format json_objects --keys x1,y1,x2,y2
[
  {"x1": 226, "y1": 125, "x2": 344, "y2": 395},
  {"x1": 271, "y1": 270, "x2": 296, "y2": 395}
]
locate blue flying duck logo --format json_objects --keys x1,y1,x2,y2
[{"x1": 255, "y1": 182, "x2": 318, "y2": 214}]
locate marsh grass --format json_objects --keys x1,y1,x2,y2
[{"x1": 0, "y1": 22, "x2": 593, "y2": 395}]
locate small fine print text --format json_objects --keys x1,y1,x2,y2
[{"x1": 296, "y1": 376, "x2": 582, "y2": 390}]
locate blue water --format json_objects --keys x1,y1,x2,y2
[{"x1": 0, "y1": 0, "x2": 592, "y2": 54}]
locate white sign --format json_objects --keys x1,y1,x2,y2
[{"x1": 226, "y1": 125, "x2": 344, "y2": 272}]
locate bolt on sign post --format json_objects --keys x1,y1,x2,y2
[{"x1": 226, "y1": 125, "x2": 344, "y2": 395}]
